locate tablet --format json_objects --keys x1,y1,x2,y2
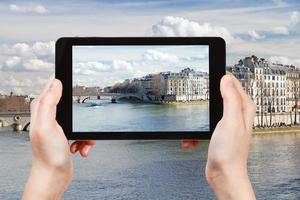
[{"x1": 55, "y1": 37, "x2": 225, "y2": 140}]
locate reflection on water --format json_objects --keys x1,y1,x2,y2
[
  {"x1": 73, "y1": 100, "x2": 209, "y2": 132},
  {"x1": 0, "y1": 129, "x2": 299, "y2": 199}
]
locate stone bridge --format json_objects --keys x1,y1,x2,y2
[
  {"x1": 73, "y1": 92, "x2": 144, "y2": 103},
  {"x1": 0, "y1": 112, "x2": 30, "y2": 131}
]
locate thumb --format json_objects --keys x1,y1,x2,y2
[
  {"x1": 220, "y1": 75, "x2": 243, "y2": 120},
  {"x1": 38, "y1": 79, "x2": 63, "y2": 122}
]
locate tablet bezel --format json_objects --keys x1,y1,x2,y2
[{"x1": 56, "y1": 37, "x2": 225, "y2": 140}]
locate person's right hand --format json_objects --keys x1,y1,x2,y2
[
  {"x1": 183, "y1": 74, "x2": 256, "y2": 199},
  {"x1": 206, "y1": 74, "x2": 256, "y2": 199}
]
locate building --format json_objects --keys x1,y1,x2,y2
[
  {"x1": 73, "y1": 85, "x2": 102, "y2": 96},
  {"x1": 286, "y1": 66, "x2": 300, "y2": 113},
  {"x1": 254, "y1": 63, "x2": 287, "y2": 113},
  {"x1": 0, "y1": 95, "x2": 30, "y2": 113},
  {"x1": 228, "y1": 57, "x2": 288, "y2": 113},
  {"x1": 227, "y1": 56, "x2": 300, "y2": 126},
  {"x1": 164, "y1": 68, "x2": 209, "y2": 101},
  {"x1": 227, "y1": 65, "x2": 254, "y2": 96},
  {"x1": 137, "y1": 68, "x2": 209, "y2": 101}
]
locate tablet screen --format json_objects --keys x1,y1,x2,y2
[{"x1": 72, "y1": 45, "x2": 209, "y2": 132}]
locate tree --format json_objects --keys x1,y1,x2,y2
[
  {"x1": 292, "y1": 78, "x2": 300, "y2": 125},
  {"x1": 152, "y1": 74, "x2": 164, "y2": 97}
]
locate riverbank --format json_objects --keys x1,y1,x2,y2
[
  {"x1": 149, "y1": 100, "x2": 209, "y2": 105},
  {"x1": 153, "y1": 100, "x2": 209, "y2": 105},
  {"x1": 253, "y1": 126, "x2": 300, "y2": 135},
  {"x1": 118, "y1": 99, "x2": 209, "y2": 105}
]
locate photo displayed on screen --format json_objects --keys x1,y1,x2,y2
[{"x1": 72, "y1": 45, "x2": 209, "y2": 132}]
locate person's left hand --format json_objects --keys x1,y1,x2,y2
[{"x1": 23, "y1": 75, "x2": 95, "y2": 200}]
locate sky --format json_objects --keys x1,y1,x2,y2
[
  {"x1": 73, "y1": 45, "x2": 209, "y2": 87},
  {"x1": 0, "y1": 0, "x2": 300, "y2": 95}
]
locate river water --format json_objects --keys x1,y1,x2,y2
[
  {"x1": 0, "y1": 129, "x2": 299, "y2": 199},
  {"x1": 73, "y1": 100, "x2": 209, "y2": 132}
]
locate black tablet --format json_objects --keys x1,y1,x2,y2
[{"x1": 55, "y1": 37, "x2": 225, "y2": 140}]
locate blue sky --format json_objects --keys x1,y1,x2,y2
[{"x1": 0, "y1": 0, "x2": 299, "y2": 95}]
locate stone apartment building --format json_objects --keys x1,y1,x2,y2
[
  {"x1": 228, "y1": 55, "x2": 300, "y2": 126},
  {"x1": 138, "y1": 68, "x2": 209, "y2": 102},
  {"x1": 0, "y1": 95, "x2": 31, "y2": 113},
  {"x1": 73, "y1": 85, "x2": 102, "y2": 96}
]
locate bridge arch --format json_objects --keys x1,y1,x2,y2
[
  {"x1": 115, "y1": 94, "x2": 143, "y2": 101},
  {"x1": 23, "y1": 122, "x2": 31, "y2": 131},
  {"x1": 82, "y1": 97, "x2": 90, "y2": 103}
]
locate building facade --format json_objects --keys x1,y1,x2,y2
[
  {"x1": 137, "y1": 68, "x2": 209, "y2": 102},
  {"x1": 228, "y1": 56, "x2": 300, "y2": 126}
]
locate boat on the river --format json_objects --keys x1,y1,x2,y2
[{"x1": 90, "y1": 102, "x2": 102, "y2": 107}]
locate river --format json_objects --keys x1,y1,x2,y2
[
  {"x1": 73, "y1": 100, "x2": 209, "y2": 132},
  {"x1": 0, "y1": 129, "x2": 299, "y2": 199}
]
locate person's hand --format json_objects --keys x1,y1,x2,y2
[
  {"x1": 183, "y1": 74, "x2": 256, "y2": 199},
  {"x1": 206, "y1": 74, "x2": 256, "y2": 199},
  {"x1": 23, "y1": 75, "x2": 95, "y2": 200}
]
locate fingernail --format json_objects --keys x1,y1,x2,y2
[
  {"x1": 84, "y1": 145, "x2": 92, "y2": 156},
  {"x1": 71, "y1": 143, "x2": 78, "y2": 153}
]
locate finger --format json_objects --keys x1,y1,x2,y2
[
  {"x1": 75, "y1": 141, "x2": 96, "y2": 157},
  {"x1": 71, "y1": 140, "x2": 96, "y2": 155},
  {"x1": 40, "y1": 74, "x2": 55, "y2": 98},
  {"x1": 70, "y1": 141, "x2": 81, "y2": 154},
  {"x1": 181, "y1": 140, "x2": 199, "y2": 148},
  {"x1": 182, "y1": 141, "x2": 192, "y2": 149},
  {"x1": 79, "y1": 144, "x2": 93, "y2": 157},
  {"x1": 229, "y1": 74, "x2": 256, "y2": 132},
  {"x1": 190, "y1": 141, "x2": 199, "y2": 147},
  {"x1": 29, "y1": 98, "x2": 39, "y2": 125},
  {"x1": 37, "y1": 79, "x2": 63, "y2": 123},
  {"x1": 30, "y1": 75, "x2": 54, "y2": 124},
  {"x1": 220, "y1": 75, "x2": 243, "y2": 121},
  {"x1": 81, "y1": 140, "x2": 96, "y2": 146}
]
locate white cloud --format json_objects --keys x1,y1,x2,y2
[
  {"x1": 272, "y1": 26, "x2": 289, "y2": 35},
  {"x1": 0, "y1": 72, "x2": 48, "y2": 95},
  {"x1": 4, "y1": 56, "x2": 21, "y2": 68},
  {"x1": 12, "y1": 43, "x2": 32, "y2": 57},
  {"x1": 265, "y1": 11, "x2": 299, "y2": 37},
  {"x1": 0, "y1": 41, "x2": 55, "y2": 72},
  {"x1": 112, "y1": 60, "x2": 133, "y2": 71},
  {"x1": 152, "y1": 16, "x2": 237, "y2": 44},
  {"x1": 74, "y1": 61, "x2": 112, "y2": 75},
  {"x1": 32, "y1": 41, "x2": 55, "y2": 56},
  {"x1": 248, "y1": 30, "x2": 265, "y2": 40},
  {"x1": 0, "y1": 89, "x2": 5, "y2": 95},
  {"x1": 3, "y1": 76, "x2": 32, "y2": 88},
  {"x1": 2, "y1": 75, "x2": 33, "y2": 95},
  {"x1": 290, "y1": 11, "x2": 299, "y2": 26},
  {"x1": 269, "y1": 56, "x2": 300, "y2": 66},
  {"x1": 73, "y1": 60, "x2": 134, "y2": 76},
  {"x1": 23, "y1": 58, "x2": 53, "y2": 71},
  {"x1": 9, "y1": 4, "x2": 47, "y2": 14},
  {"x1": 259, "y1": 10, "x2": 298, "y2": 38},
  {"x1": 142, "y1": 50, "x2": 179, "y2": 62}
]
